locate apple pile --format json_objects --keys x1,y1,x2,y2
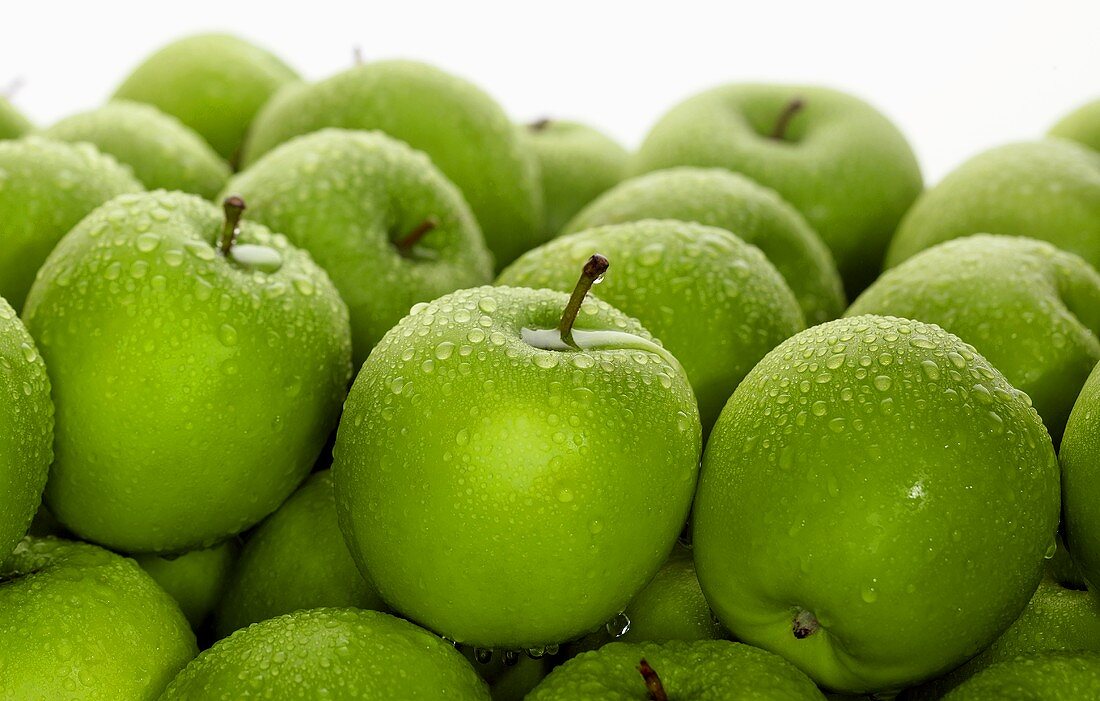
[{"x1": 2, "y1": 32, "x2": 1100, "y2": 701}]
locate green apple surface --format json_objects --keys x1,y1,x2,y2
[
  {"x1": 242, "y1": 60, "x2": 542, "y2": 267},
  {"x1": 848, "y1": 234, "x2": 1100, "y2": 442},
  {"x1": 225, "y1": 128, "x2": 493, "y2": 366},
  {"x1": 522, "y1": 118, "x2": 627, "y2": 238},
  {"x1": 0, "y1": 536, "x2": 197, "y2": 699},
  {"x1": 136, "y1": 541, "x2": 238, "y2": 629},
  {"x1": 23, "y1": 191, "x2": 352, "y2": 553},
  {"x1": 1051, "y1": 99, "x2": 1100, "y2": 152},
  {"x1": 1061, "y1": 361, "x2": 1100, "y2": 590},
  {"x1": 885, "y1": 140, "x2": 1100, "y2": 269},
  {"x1": 464, "y1": 650, "x2": 554, "y2": 701},
  {"x1": 941, "y1": 651, "x2": 1100, "y2": 700},
  {"x1": 113, "y1": 33, "x2": 298, "y2": 163},
  {"x1": 45, "y1": 100, "x2": 231, "y2": 199},
  {"x1": 526, "y1": 640, "x2": 826, "y2": 700},
  {"x1": 215, "y1": 469, "x2": 385, "y2": 638},
  {"x1": 333, "y1": 281, "x2": 701, "y2": 649},
  {"x1": 0, "y1": 137, "x2": 142, "y2": 309},
  {"x1": 160, "y1": 608, "x2": 490, "y2": 700},
  {"x1": 0, "y1": 297, "x2": 52, "y2": 560},
  {"x1": 498, "y1": 219, "x2": 804, "y2": 431},
  {"x1": 620, "y1": 544, "x2": 724, "y2": 644},
  {"x1": 564, "y1": 166, "x2": 845, "y2": 325},
  {"x1": 693, "y1": 315, "x2": 1060, "y2": 694},
  {"x1": 632, "y1": 84, "x2": 922, "y2": 293},
  {"x1": 0, "y1": 97, "x2": 32, "y2": 139}
]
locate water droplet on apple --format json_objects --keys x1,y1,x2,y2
[
  {"x1": 434, "y1": 342, "x2": 455, "y2": 360},
  {"x1": 218, "y1": 324, "x2": 238, "y2": 347},
  {"x1": 477, "y1": 296, "x2": 497, "y2": 313},
  {"x1": 606, "y1": 612, "x2": 631, "y2": 638},
  {"x1": 473, "y1": 648, "x2": 492, "y2": 664}
]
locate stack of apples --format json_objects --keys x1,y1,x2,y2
[{"x1": 3, "y1": 32, "x2": 1100, "y2": 701}]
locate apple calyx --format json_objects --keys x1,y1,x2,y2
[
  {"x1": 792, "y1": 608, "x2": 820, "y2": 639},
  {"x1": 527, "y1": 117, "x2": 553, "y2": 132},
  {"x1": 558, "y1": 253, "x2": 610, "y2": 349},
  {"x1": 770, "y1": 97, "x2": 805, "y2": 141},
  {"x1": 219, "y1": 195, "x2": 246, "y2": 256},
  {"x1": 395, "y1": 217, "x2": 439, "y2": 257},
  {"x1": 637, "y1": 658, "x2": 669, "y2": 701}
]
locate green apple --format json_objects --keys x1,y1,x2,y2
[
  {"x1": 225, "y1": 128, "x2": 493, "y2": 366},
  {"x1": 463, "y1": 649, "x2": 555, "y2": 701},
  {"x1": 885, "y1": 140, "x2": 1100, "y2": 269},
  {"x1": 498, "y1": 219, "x2": 804, "y2": 431},
  {"x1": 941, "y1": 651, "x2": 1100, "y2": 700},
  {"x1": 848, "y1": 234, "x2": 1100, "y2": 442},
  {"x1": 526, "y1": 640, "x2": 826, "y2": 700},
  {"x1": 44, "y1": 100, "x2": 231, "y2": 199},
  {"x1": 242, "y1": 60, "x2": 542, "y2": 267},
  {"x1": 564, "y1": 166, "x2": 845, "y2": 326},
  {"x1": 160, "y1": 608, "x2": 490, "y2": 700},
  {"x1": 23, "y1": 191, "x2": 352, "y2": 553},
  {"x1": 136, "y1": 541, "x2": 238, "y2": 629},
  {"x1": 620, "y1": 544, "x2": 725, "y2": 644},
  {"x1": 0, "y1": 536, "x2": 196, "y2": 699},
  {"x1": 0, "y1": 136, "x2": 142, "y2": 309},
  {"x1": 1051, "y1": 99, "x2": 1100, "y2": 152},
  {"x1": 693, "y1": 315, "x2": 1060, "y2": 694},
  {"x1": 113, "y1": 33, "x2": 298, "y2": 163},
  {"x1": 1061, "y1": 361, "x2": 1100, "y2": 590},
  {"x1": 632, "y1": 84, "x2": 923, "y2": 293},
  {"x1": 522, "y1": 118, "x2": 627, "y2": 238},
  {"x1": 333, "y1": 265, "x2": 702, "y2": 649},
  {"x1": 0, "y1": 296, "x2": 51, "y2": 559},
  {"x1": 215, "y1": 470, "x2": 385, "y2": 638},
  {"x1": 0, "y1": 96, "x2": 32, "y2": 139}
]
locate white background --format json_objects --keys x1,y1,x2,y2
[{"x1": 2, "y1": 0, "x2": 1097, "y2": 182}]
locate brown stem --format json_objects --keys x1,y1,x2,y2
[
  {"x1": 792, "y1": 608, "x2": 820, "y2": 639},
  {"x1": 220, "y1": 196, "x2": 246, "y2": 256},
  {"x1": 559, "y1": 253, "x2": 609, "y2": 349},
  {"x1": 396, "y1": 217, "x2": 439, "y2": 256},
  {"x1": 637, "y1": 659, "x2": 669, "y2": 701},
  {"x1": 527, "y1": 117, "x2": 553, "y2": 132},
  {"x1": 770, "y1": 97, "x2": 805, "y2": 140}
]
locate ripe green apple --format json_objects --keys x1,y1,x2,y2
[
  {"x1": 23, "y1": 191, "x2": 352, "y2": 553},
  {"x1": 498, "y1": 219, "x2": 804, "y2": 431},
  {"x1": 333, "y1": 271, "x2": 702, "y2": 649},
  {"x1": 693, "y1": 315, "x2": 1060, "y2": 694},
  {"x1": 0, "y1": 96, "x2": 32, "y2": 139},
  {"x1": 463, "y1": 650, "x2": 555, "y2": 701},
  {"x1": 941, "y1": 651, "x2": 1100, "y2": 700},
  {"x1": 136, "y1": 541, "x2": 238, "y2": 629},
  {"x1": 215, "y1": 469, "x2": 385, "y2": 638},
  {"x1": 885, "y1": 140, "x2": 1100, "y2": 270},
  {"x1": 112, "y1": 33, "x2": 298, "y2": 163},
  {"x1": 1061, "y1": 361, "x2": 1100, "y2": 590},
  {"x1": 521, "y1": 118, "x2": 627, "y2": 238},
  {"x1": 225, "y1": 128, "x2": 493, "y2": 366},
  {"x1": 620, "y1": 544, "x2": 725, "y2": 644},
  {"x1": 44, "y1": 100, "x2": 231, "y2": 199},
  {"x1": 848, "y1": 234, "x2": 1100, "y2": 442},
  {"x1": 0, "y1": 536, "x2": 197, "y2": 699},
  {"x1": 526, "y1": 640, "x2": 826, "y2": 700},
  {"x1": 564, "y1": 166, "x2": 845, "y2": 326},
  {"x1": 1051, "y1": 99, "x2": 1100, "y2": 152},
  {"x1": 160, "y1": 608, "x2": 490, "y2": 700},
  {"x1": 0, "y1": 296, "x2": 52, "y2": 560},
  {"x1": 241, "y1": 60, "x2": 542, "y2": 268},
  {"x1": 632, "y1": 84, "x2": 923, "y2": 293},
  {"x1": 0, "y1": 137, "x2": 142, "y2": 309}
]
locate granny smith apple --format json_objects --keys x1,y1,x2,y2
[
  {"x1": 1061, "y1": 361, "x2": 1100, "y2": 590},
  {"x1": 693, "y1": 315, "x2": 1060, "y2": 694},
  {"x1": 113, "y1": 33, "x2": 298, "y2": 163},
  {"x1": 463, "y1": 649, "x2": 555, "y2": 701},
  {"x1": 632, "y1": 84, "x2": 923, "y2": 293},
  {"x1": 522, "y1": 118, "x2": 627, "y2": 238},
  {"x1": 526, "y1": 640, "x2": 826, "y2": 700},
  {"x1": 45, "y1": 100, "x2": 231, "y2": 199},
  {"x1": 136, "y1": 541, "x2": 238, "y2": 629},
  {"x1": 23, "y1": 191, "x2": 352, "y2": 553},
  {"x1": 160, "y1": 608, "x2": 490, "y2": 700},
  {"x1": 333, "y1": 265, "x2": 702, "y2": 649},
  {"x1": 241, "y1": 60, "x2": 542, "y2": 267},
  {"x1": 1051, "y1": 99, "x2": 1100, "y2": 152},
  {"x1": 0, "y1": 96, "x2": 32, "y2": 139},
  {"x1": 885, "y1": 140, "x2": 1100, "y2": 269},
  {"x1": 620, "y1": 544, "x2": 724, "y2": 644},
  {"x1": 498, "y1": 219, "x2": 804, "y2": 431},
  {"x1": 0, "y1": 296, "x2": 51, "y2": 560},
  {"x1": 215, "y1": 469, "x2": 385, "y2": 638},
  {"x1": 225, "y1": 128, "x2": 493, "y2": 366},
  {"x1": 564, "y1": 166, "x2": 845, "y2": 325},
  {"x1": 848, "y1": 234, "x2": 1100, "y2": 442},
  {"x1": 941, "y1": 651, "x2": 1100, "y2": 700},
  {"x1": 0, "y1": 536, "x2": 197, "y2": 699},
  {"x1": 0, "y1": 136, "x2": 142, "y2": 309}
]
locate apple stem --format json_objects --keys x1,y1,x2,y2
[
  {"x1": 220, "y1": 196, "x2": 246, "y2": 256},
  {"x1": 396, "y1": 217, "x2": 439, "y2": 256},
  {"x1": 528, "y1": 117, "x2": 553, "y2": 132},
  {"x1": 558, "y1": 253, "x2": 609, "y2": 349},
  {"x1": 792, "y1": 608, "x2": 820, "y2": 639},
  {"x1": 637, "y1": 659, "x2": 669, "y2": 701},
  {"x1": 770, "y1": 97, "x2": 805, "y2": 140}
]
